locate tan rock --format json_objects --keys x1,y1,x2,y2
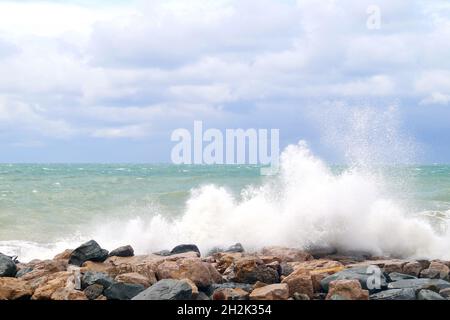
[
  {"x1": 281, "y1": 271, "x2": 314, "y2": 298},
  {"x1": 420, "y1": 261, "x2": 450, "y2": 280},
  {"x1": 53, "y1": 249, "x2": 74, "y2": 261},
  {"x1": 250, "y1": 284, "x2": 289, "y2": 300},
  {"x1": 290, "y1": 259, "x2": 344, "y2": 274},
  {"x1": 261, "y1": 247, "x2": 313, "y2": 262},
  {"x1": 0, "y1": 278, "x2": 33, "y2": 300},
  {"x1": 403, "y1": 261, "x2": 425, "y2": 277},
  {"x1": 326, "y1": 280, "x2": 369, "y2": 300},
  {"x1": 229, "y1": 257, "x2": 279, "y2": 284},
  {"x1": 214, "y1": 252, "x2": 244, "y2": 273},
  {"x1": 115, "y1": 272, "x2": 155, "y2": 288},
  {"x1": 213, "y1": 288, "x2": 249, "y2": 300},
  {"x1": 31, "y1": 271, "x2": 72, "y2": 300},
  {"x1": 383, "y1": 261, "x2": 408, "y2": 274},
  {"x1": 156, "y1": 258, "x2": 223, "y2": 288},
  {"x1": 20, "y1": 260, "x2": 67, "y2": 283},
  {"x1": 51, "y1": 288, "x2": 87, "y2": 300}
]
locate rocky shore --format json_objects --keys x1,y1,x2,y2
[{"x1": 1, "y1": 240, "x2": 450, "y2": 300}]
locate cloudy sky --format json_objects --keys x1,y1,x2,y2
[{"x1": 0, "y1": 0, "x2": 449, "y2": 163}]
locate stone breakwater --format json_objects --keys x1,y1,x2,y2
[{"x1": 1, "y1": 240, "x2": 450, "y2": 300}]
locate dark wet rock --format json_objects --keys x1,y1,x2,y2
[
  {"x1": 15, "y1": 267, "x2": 33, "y2": 278},
  {"x1": 196, "y1": 292, "x2": 211, "y2": 300},
  {"x1": 307, "y1": 247, "x2": 338, "y2": 259},
  {"x1": 132, "y1": 279, "x2": 193, "y2": 300},
  {"x1": 153, "y1": 250, "x2": 171, "y2": 256},
  {"x1": 84, "y1": 284, "x2": 104, "y2": 300},
  {"x1": 69, "y1": 240, "x2": 109, "y2": 267},
  {"x1": 0, "y1": 253, "x2": 17, "y2": 277},
  {"x1": 321, "y1": 266, "x2": 388, "y2": 293},
  {"x1": 81, "y1": 271, "x2": 115, "y2": 289},
  {"x1": 388, "y1": 272, "x2": 417, "y2": 282},
  {"x1": 388, "y1": 278, "x2": 450, "y2": 292},
  {"x1": 280, "y1": 263, "x2": 294, "y2": 277},
  {"x1": 370, "y1": 288, "x2": 416, "y2": 300},
  {"x1": 109, "y1": 245, "x2": 134, "y2": 258},
  {"x1": 170, "y1": 244, "x2": 201, "y2": 257},
  {"x1": 203, "y1": 283, "x2": 253, "y2": 297},
  {"x1": 418, "y1": 289, "x2": 445, "y2": 300},
  {"x1": 226, "y1": 243, "x2": 245, "y2": 253},
  {"x1": 104, "y1": 283, "x2": 145, "y2": 300}
]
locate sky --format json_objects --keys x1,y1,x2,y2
[{"x1": 0, "y1": 0, "x2": 449, "y2": 163}]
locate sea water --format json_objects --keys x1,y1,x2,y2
[{"x1": 1, "y1": 142, "x2": 450, "y2": 262}]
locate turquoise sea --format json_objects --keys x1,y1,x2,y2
[{"x1": 1, "y1": 154, "x2": 450, "y2": 261}]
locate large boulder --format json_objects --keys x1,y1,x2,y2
[
  {"x1": 403, "y1": 261, "x2": 427, "y2": 277},
  {"x1": 321, "y1": 267, "x2": 388, "y2": 293},
  {"x1": 388, "y1": 272, "x2": 417, "y2": 282},
  {"x1": 0, "y1": 277, "x2": 33, "y2": 300},
  {"x1": 0, "y1": 254, "x2": 17, "y2": 277},
  {"x1": 115, "y1": 272, "x2": 155, "y2": 288},
  {"x1": 51, "y1": 288, "x2": 87, "y2": 300},
  {"x1": 260, "y1": 247, "x2": 312, "y2": 263},
  {"x1": 104, "y1": 283, "x2": 145, "y2": 300},
  {"x1": 109, "y1": 245, "x2": 134, "y2": 258},
  {"x1": 417, "y1": 289, "x2": 445, "y2": 300},
  {"x1": 420, "y1": 261, "x2": 449, "y2": 280},
  {"x1": 31, "y1": 271, "x2": 72, "y2": 300},
  {"x1": 156, "y1": 258, "x2": 222, "y2": 289},
  {"x1": 132, "y1": 279, "x2": 193, "y2": 300},
  {"x1": 227, "y1": 257, "x2": 279, "y2": 285},
  {"x1": 370, "y1": 288, "x2": 416, "y2": 300},
  {"x1": 249, "y1": 284, "x2": 289, "y2": 300},
  {"x1": 281, "y1": 271, "x2": 314, "y2": 298},
  {"x1": 170, "y1": 244, "x2": 201, "y2": 257},
  {"x1": 325, "y1": 280, "x2": 369, "y2": 300},
  {"x1": 69, "y1": 240, "x2": 109, "y2": 267},
  {"x1": 388, "y1": 278, "x2": 450, "y2": 292}
]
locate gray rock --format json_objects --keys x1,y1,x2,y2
[
  {"x1": 153, "y1": 250, "x2": 171, "y2": 256},
  {"x1": 132, "y1": 279, "x2": 193, "y2": 300},
  {"x1": 280, "y1": 263, "x2": 294, "y2": 277},
  {"x1": 307, "y1": 246, "x2": 338, "y2": 259},
  {"x1": 170, "y1": 244, "x2": 201, "y2": 257},
  {"x1": 81, "y1": 271, "x2": 115, "y2": 289},
  {"x1": 109, "y1": 245, "x2": 134, "y2": 257},
  {"x1": 418, "y1": 289, "x2": 445, "y2": 300},
  {"x1": 0, "y1": 253, "x2": 17, "y2": 277},
  {"x1": 196, "y1": 292, "x2": 211, "y2": 300},
  {"x1": 388, "y1": 278, "x2": 450, "y2": 292},
  {"x1": 226, "y1": 243, "x2": 245, "y2": 253},
  {"x1": 321, "y1": 266, "x2": 388, "y2": 293},
  {"x1": 104, "y1": 283, "x2": 145, "y2": 300},
  {"x1": 370, "y1": 288, "x2": 416, "y2": 300},
  {"x1": 15, "y1": 267, "x2": 33, "y2": 278},
  {"x1": 84, "y1": 284, "x2": 104, "y2": 300},
  {"x1": 69, "y1": 240, "x2": 109, "y2": 267},
  {"x1": 204, "y1": 283, "x2": 254, "y2": 297},
  {"x1": 388, "y1": 272, "x2": 417, "y2": 282}
]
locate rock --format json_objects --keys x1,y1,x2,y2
[
  {"x1": 307, "y1": 247, "x2": 338, "y2": 259},
  {"x1": 403, "y1": 261, "x2": 426, "y2": 277},
  {"x1": 51, "y1": 288, "x2": 88, "y2": 300},
  {"x1": 204, "y1": 283, "x2": 253, "y2": 297},
  {"x1": 31, "y1": 271, "x2": 72, "y2": 300},
  {"x1": 417, "y1": 289, "x2": 445, "y2": 300},
  {"x1": 196, "y1": 292, "x2": 210, "y2": 300},
  {"x1": 388, "y1": 278, "x2": 450, "y2": 292},
  {"x1": 69, "y1": 240, "x2": 109, "y2": 267},
  {"x1": 81, "y1": 271, "x2": 115, "y2": 289},
  {"x1": 20, "y1": 260, "x2": 68, "y2": 289},
  {"x1": 226, "y1": 243, "x2": 245, "y2": 253},
  {"x1": 229, "y1": 257, "x2": 279, "y2": 285},
  {"x1": 370, "y1": 288, "x2": 416, "y2": 300},
  {"x1": 420, "y1": 261, "x2": 450, "y2": 280},
  {"x1": 260, "y1": 247, "x2": 312, "y2": 263},
  {"x1": 15, "y1": 267, "x2": 33, "y2": 278},
  {"x1": 156, "y1": 258, "x2": 222, "y2": 289},
  {"x1": 293, "y1": 293, "x2": 310, "y2": 300},
  {"x1": 280, "y1": 263, "x2": 294, "y2": 277},
  {"x1": 321, "y1": 266, "x2": 388, "y2": 294},
  {"x1": 325, "y1": 280, "x2": 369, "y2": 300},
  {"x1": 132, "y1": 279, "x2": 193, "y2": 300},
  {"x1": 383, "y1": 261, "x2": 408, "y2": 274},
  {"x1": 170, "y1": 244, "x2": 201, "y2": 257},
  {"x1": 0, "y1": 277, "x2": 33, "y2": 300},
  {"x1": 281, "y1": 271, "x2": 314, "y2": 298},
  {"x1": 84, "y1": 284, "x2": 104, "y2": 300},
  {"x1": 439, "y1": 288, "x2": 450, "y2": 299},
  {"x1": 0, "y1": 254, "x2": 17, "y2": 277},
  {"x1": 109, "y1": 245, "x2": 134, "y2": 258},
  {"x1": 213, "y1": 288, "x2": 249, "y2": 300},
  {"x1": 388, "y1": 272, "x2": 417, "y2": 282},
  {"x1": 249, "y1": 284, "x2": 289, "y2": 300},
  {"x1": 153, "y1": 250, "x2": 171, "y2": 256},
  {"x1": 53, "y1": 249, "x2": 73, "y2": 261},
  {"x1": 104, "y1": 283, "x2": 145, "y2": 300},
  {"x1": 115, "y1": 272, "x2": 154, "y2": 288}
]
